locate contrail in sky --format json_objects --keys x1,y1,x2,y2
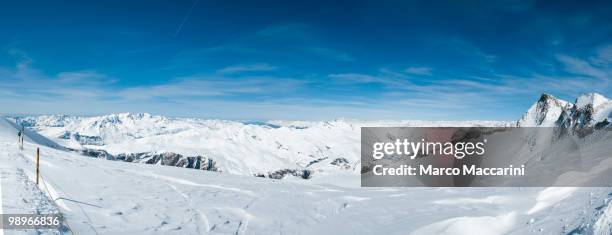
[{"x1": 174, "y1": 0, "x2": 199, "y2": 37}]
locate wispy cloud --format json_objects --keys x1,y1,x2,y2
[
  {"x1": 57, "y1": 71, "x2": 118, "y2": 85},
  {"x1": 306, "y1": 47, "x2": 355, "y2": 62},
  {"x1": 173, "y1": 23, "x2": 356, "y2": 67},
  {"x1": 117, "y1": 75, "x2": 304, "y2": 101},
  {"x1": 0, "y1": 51, "x2": 305, "y2": 107},
  {"x1": 3, "y1": 41, "x2": 612, "y2": 120},
  {"x1": 328, "y1": 73, "x2": 382, "y2": 83},
  {"x1": 589, "y1": 44, "x2": 612, "y2": 67},
  {"x1": 0, "y1": 60, "x2": 114, "y2": 101},
  {"x1": 325, "y1": 44, "x2": 612, "y2": 120},
  {"x1": 254, "y1": 23, "x2": 355, "y2": 62},
  {"x1": 255, "y1": 23, "x2": 315, "y2": 41},
  {"x1": 217, "y1": 63, "x2": 278, "y2": 74},
  {"x1": 429, "y1": 37, "x2": 497, "y2": 63},
  {"x1": 556, "y1": 54, "x2": 609, "y2": 80},
  {"x1": 404, "y1": 67, "x2": 433, "y2": 76}
]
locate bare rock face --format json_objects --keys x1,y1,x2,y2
[
  {"x1": 76, "y1": 148, "x2": 219, "y2": 172},
  {"x1": 254, "y1": 169, "x2": 313, "y2": 180},
  {"x1": 330, "y1": 158, "x2": 351, "y2": 169}
]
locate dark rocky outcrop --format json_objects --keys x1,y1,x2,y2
[
  {"x1": 330, "y1": 157, "x2": 351, "y2": 169},
  {"x1": 72, "y1": 148, "x2": 219, "y2": 172},
  {"x1": 254, "y1": 169, "x2": 313, "y2": 180},
  {"x1": 59, "y1": 132, "x2": 105, "y2": 146}
]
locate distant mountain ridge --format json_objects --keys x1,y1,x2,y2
[{"x1": 10, "y1": 92, "x2": 611, "y2": 180}]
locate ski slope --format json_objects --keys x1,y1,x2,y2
[{"x1": 1, "y1": 117, "x2": 611, "y2": 234}]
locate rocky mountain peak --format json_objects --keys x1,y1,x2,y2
[
  {"x1": 517, "y1": 93, "x2": 573, "y2": 127},
  {"x1": 519, "y1": 93, "x2": 612, "y2": 131}
]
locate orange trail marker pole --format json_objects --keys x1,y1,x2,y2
[{"x1": 36, "y1": 148, "x2": 40, "y2": 185}]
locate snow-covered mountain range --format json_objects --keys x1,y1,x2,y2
[
  {"x1": 9, "y1": 114, "x2": 507, "y2": 181},
  {"x1": 10, "y1": 93, "x2": 612, "y2": 183}
]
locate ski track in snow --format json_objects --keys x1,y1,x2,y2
[
  {"x1": 122, "y1": 169, "x2": 257, "y2": 196},
  {"x1": 165, "y1": 183, "x2": 212, "y2": 233}
]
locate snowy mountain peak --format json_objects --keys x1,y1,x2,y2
[
  {"x1": 517, "y1": 93, "x2": 573, "y2": 127},
  {"x1": 576, "y1": 93, "x2": 609, "y2": 109},
  {"x1": 518, "y1": 93, "x2": 612, "y2": 128}
]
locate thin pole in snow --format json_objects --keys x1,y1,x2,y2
[
  {"x1": 36, "y1": 148, "x2": 40, "y2": 185},
  {"x1": 20, "y1": 125, "x2": 24, "y2": 150}
]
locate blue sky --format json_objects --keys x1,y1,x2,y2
[{"x1": 0, "y1": 0, "x2": 611, "y2": 120}]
